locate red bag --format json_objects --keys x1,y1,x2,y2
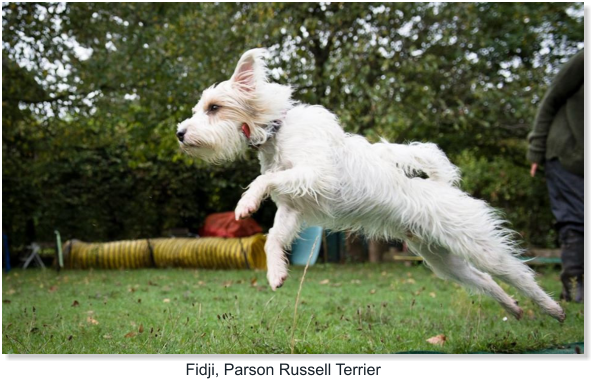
[{"x1": 199, "y1": 212, "x2": 263, "y2": 238}]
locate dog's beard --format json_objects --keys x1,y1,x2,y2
[{"x1": 180, "y1": 120, "x2": 246, "y2": 164}]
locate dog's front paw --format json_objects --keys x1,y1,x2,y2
[
  {"x1": 267, "y1": 267, "x2": 288, "y2": 291},
  {"x1": 235, "y1": 196, "x2": 260, "y2": 220}
]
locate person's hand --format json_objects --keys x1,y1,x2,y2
[{"x1": 530, "y1": 163, "x2": 538, "y2": 177}]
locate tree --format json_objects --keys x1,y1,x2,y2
[{"x1": 2, "y1": 2, "x2": 583, "y2": 250}]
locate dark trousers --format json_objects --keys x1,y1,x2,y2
[
  {"x1": 545, "y1": 159, "x2": 584, "y2": 297},
  {"x1": 545, "y1": 159, "x2": 584, "y2": 235}
]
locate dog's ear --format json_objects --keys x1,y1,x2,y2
[{"x1": 231, "y1": 48, "x2": 268, "y2": 92}]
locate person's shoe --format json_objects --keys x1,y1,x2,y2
[
  {"x1": 559, "y1": 229, "x2": 584, "y2": 303},
  {"x1": 561, "y1": 274, "x2": 583, "y2": 303}
]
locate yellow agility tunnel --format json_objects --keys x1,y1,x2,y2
[{"x1": 63, "y1": 234, "x2": 267, "y2": 270}]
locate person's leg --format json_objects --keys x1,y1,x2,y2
[{"x1": 544, "y1": 159, "x2": 584, "y2": 302}]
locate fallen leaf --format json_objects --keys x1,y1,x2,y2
[
  {"x1": 124, "y1": 332, "x2": 136, "y2": 338},
  {"x1": 426, "y1": 334, "x2": 446, "y2": 346},
  {"x1": 71, "y1": 300, "x2": 80, "y2": 307},
  {"x1": 319, "y1": 279, "x2": 330, "y2": 285},
  {"x1": 369, "y1": 289, "x2": 377, "y2": 294},
  {"x1": 163, "y1": 298, "x2": 170, "y2": 303},
  {"x1": 87, "y1": 317, "x2": 99, "y2": 325},
  {"x1": 103, "y1": 334, "x2": 112, "y2": 339},
  {"x1": 7, "y1": 289, "x2": 16, "y2": 295},
  {"x1": 222, "y1": 280, "x2": 233, "y2": 288},
  {"x1": 68, "y1": 335, "x2": 73, "y2": 341},
  {"x1": 406, "y1": 278, "x2": 416, "y2": 284},
  {"x1": 138, "y1": 324, "x2": 144, "y2": 333},
  {"x1": 3, "y1": 299, "x2": 11, "y2": 304},
  {"x1": 429, "y1": 292, "x2": 436, "y2": 298},
  {"x1": 49, "y1": 286, "x2": 58, "y2": 292},
  {"x1": 250, "y1": 278, "x2": 258, "y2": 287}
]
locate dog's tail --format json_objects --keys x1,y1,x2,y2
[{"x1": 373, "y1": 139, "x2": 461, "y2": 186}]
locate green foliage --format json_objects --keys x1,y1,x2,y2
[
  {"x1": 455, "y1": 149, "x2": 558, "y2": 247},
  {"x1": 2, "y1": 3, "x2": 584, "y2": 248}
]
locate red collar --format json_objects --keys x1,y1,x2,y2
[
  {"x1": 241, "y1": 119, "x2": 283, "y2": 150},
  {"x1": 241, "y1": 123, "x2": 251, "y2": 139}
]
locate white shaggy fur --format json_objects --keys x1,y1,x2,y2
[{"x1": 177, "y1": 48, "x2": 565, "y2": 322}]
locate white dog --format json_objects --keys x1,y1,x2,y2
[{"x1": 177, "y1": 49, "x2": 565, "y2": 322}]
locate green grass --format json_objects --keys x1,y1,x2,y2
[{"x1": 2, "y1": 263, "x2": 583, "y2": 354}]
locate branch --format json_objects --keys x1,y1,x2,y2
[
  {"x1": 4, "y1": 92, "x2": 73, "y2": 104},
  {"x1": 498, "y1": 123, "x2": 530, "y2": 131}
]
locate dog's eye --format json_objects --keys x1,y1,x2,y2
[{"x1": 208, "y1": 104, "x2": 220, "y2": 113}]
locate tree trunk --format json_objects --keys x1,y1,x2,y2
[
  {"x1": 345, "y1": 232, "x2": 366, "y2": 263},
  {"x1": 368, "y1": 239, "x2": 389, "y2": 263}
]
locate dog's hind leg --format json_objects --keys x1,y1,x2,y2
[
  {"x1": 468, "y1": 253, "x2": 566, "y2": 322},
  {"x1": 265, "y1": 205, "x2": 301, "y2": 290},
  {"x1": 431, "y1": 229, "x2": 565, "y2": 321},
  {"x1": 407, "y1": 190, "x2": 565, "y2": 322},
  {"x1": 407, "y1": 240, "x2": 523, "y2": 319}
]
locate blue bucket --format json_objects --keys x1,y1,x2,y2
[{"x1": 290, "y1": 226, "x2": 323, "y2": 266}]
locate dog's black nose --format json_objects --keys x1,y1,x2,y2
[{"x1": 176, "y1": 130, "x2": 186, "y2": 142}]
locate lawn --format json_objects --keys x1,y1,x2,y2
[{"x1": 2, "y1": 263, "x2": 584, "y2": 354}]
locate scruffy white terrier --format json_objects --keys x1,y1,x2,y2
[{"x1": 177, "y1": 48, "x2": 565, "y2": 322}]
